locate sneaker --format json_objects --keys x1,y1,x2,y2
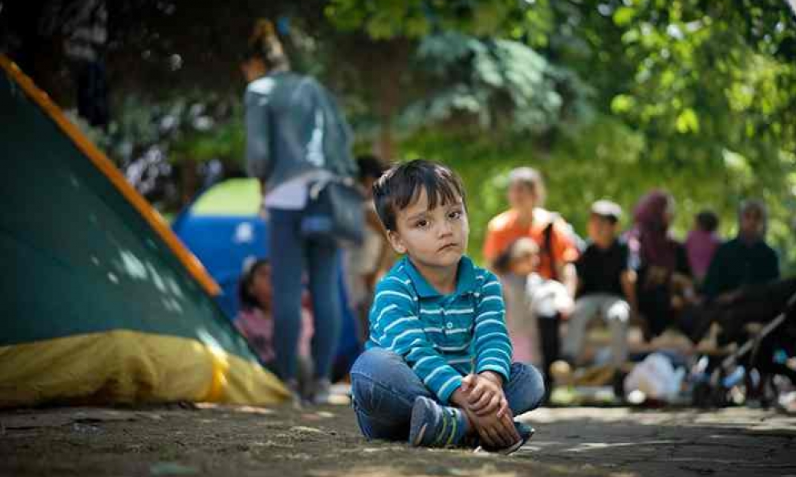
[
  {"x1": 408, "y1": 396, "x2": 467, "y2": 448},
  {"x1": 475, "y1": 421, "x2": 535, "y2": 455},
  {"x1": 284, "y1": 379, "x2": 305, "y2": 409},
  {"x1": 310, "y1": 378, "x2": 332, "y2": 405}
]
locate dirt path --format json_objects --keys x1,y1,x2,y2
[{"x1": 1, "y1": 404, "x2": 795, "y2": 477}]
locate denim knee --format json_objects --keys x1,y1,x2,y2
[
  {"x1": 350, "y1": 349, "x2": 427, "y2": 415},
  {"x1": 506, "y1": 362, "x2": 546, "y2": 415},
  {"x1": 350, "y1": 349, "x2": 433, "y2": 440}
]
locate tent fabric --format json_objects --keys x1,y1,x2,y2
[
  {"x1": 191, "y1": 178, "x2": 262, "y2": 216},
  {"x1": 0, "y1": 55, "x2": 288, "y2": 407},
  {"x1": 0, "y1": 330, "x2": 289, "y2": 407},
  {"x1": 174, "y1": 212, "x2": 268, "y2": 318}
]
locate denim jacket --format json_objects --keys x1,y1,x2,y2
[{"x1": 244, "y1": 71, "x2": 357, "y2": 191}]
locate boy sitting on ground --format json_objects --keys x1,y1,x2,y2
[{"x1": 350, "y1": 160, "x2": 545, "y2": 454}]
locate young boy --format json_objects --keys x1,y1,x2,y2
[
  {"x1": 561, "y1": 200, "x2": 637, "y2": 371},
  {"x1": 350, "y1": 160, "x2": 545, "y2": 454}
]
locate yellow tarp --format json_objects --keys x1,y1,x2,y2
[{"x1": 0, "y1": 330, "x2": 290, "y2": 408}]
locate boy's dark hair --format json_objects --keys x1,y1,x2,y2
[
  {"x1": 590, "y1": 200, "x2": 622, "y2": 225},
  {"x1": 356, "y1": 154, "x2": 387, "y2": 181},
  {"x1": 373, "y1": 159, "x2": 466, "y2": 231},
  {"x1": 696, "y1": 210, "x2": 719, "y2": 232},
  {"x1": 238, "y1": 258, "x2": 269, "y2": 311}
]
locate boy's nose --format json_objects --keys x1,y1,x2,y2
[{"x1": 437, "y1": 221, "x2": 453, "y2": 237}]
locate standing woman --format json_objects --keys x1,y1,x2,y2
[
  {"x1": 627, "y1": 190, "x2": 694, "y2": 340},
  {"x1": 241, "y1": 19, "x2": 358, "y2": 403}
]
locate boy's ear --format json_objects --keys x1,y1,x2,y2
[{"x1": 386, "y1": 230, "x2": 407, "y2": 255}]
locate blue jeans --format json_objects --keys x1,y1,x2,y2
[
  {"x1": 350, "y1": 348, "x2": 546, "y2": 441},
  {"x1": 268, "y1": 208, "x2": 342, "y2": 382}
]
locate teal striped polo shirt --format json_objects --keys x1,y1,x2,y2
[{"x1": 366, "y1": 256, "x2": 513, "y2": 403}]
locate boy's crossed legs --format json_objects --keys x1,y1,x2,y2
[{"x1": 350, "y1": 348, "x2": 545, "y2": 451}]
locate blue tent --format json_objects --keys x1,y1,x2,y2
[
  {"x1": 172, "y1": 178, "x2": 361, "y2": 378},
  {"x1": 172, "y1": 179, "x2": 267, "y2": 318}
]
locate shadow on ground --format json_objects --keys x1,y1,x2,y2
[{"x1": 1, "y1": 404, "x2": 794, "y2": 477}]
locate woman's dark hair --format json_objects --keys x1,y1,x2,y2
[
  {"x1": 242, "y1": 19, "x2": 290, "y2": 71},
  {"x1": 695, "y1": 210, "x2": 719, "y2": 232},
  {"x1": 372, "y1": 159, "x2": 466, "y2": 232},
  {"x1": 238, "y1": 258, "x2": 269, "y2": 311}
]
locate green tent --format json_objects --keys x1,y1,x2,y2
[{"x1": 0, "y1": 55, "x2": 288, "y2": 407}]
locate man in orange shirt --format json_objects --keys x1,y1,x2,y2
[
  {"x1": 483, "y1": 167, "x2": 580, "y2": 397},
  {"x1": 483, "y1": 167, "x2": 579, "y2": 294}
]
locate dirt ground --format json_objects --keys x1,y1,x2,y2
[{"x1": 1, "y1": 403, "x2": 795, "y2": 477}]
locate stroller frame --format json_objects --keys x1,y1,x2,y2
[{"x1": 693, "y1": 290, "x2": 796, "y2": 407}]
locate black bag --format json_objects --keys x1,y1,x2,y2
[{"x1": 300, "y1": 178, "x2": 365, "y2": 245}]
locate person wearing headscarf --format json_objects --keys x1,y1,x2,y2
[
  {"x1": 241, "y1": 19, "x2": 358, "y2": 403},
  {"x1": 626, "y1": 190, "x2": 693, "y2": 340}
]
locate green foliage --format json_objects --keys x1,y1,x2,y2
[
  {"x1": 399, "y1": 32, "x2": 589, "y2": 134},
  {"x1": 55, "y1": 0, "x2": 795, "y2": 273},
  {"x1": 326, "y1": 0, "x2": 532, "y2": 39}
]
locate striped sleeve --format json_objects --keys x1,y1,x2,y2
[
  {"x1": 370, "y1": 279, "x2": 463, "y2": 403},
  {"x1": 473, "y1": 272, "x2": 512, "y2": 381}
]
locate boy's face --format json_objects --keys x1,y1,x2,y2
[
  {"x1": 510, "y1": 253, "x2": 537, "y2": 277},
  {"x1": 587, "y1": 215, "x2": 617, "y2": 245},
  {"x1": 387, "y1": 187, "x2": 469, "y2": 271}
]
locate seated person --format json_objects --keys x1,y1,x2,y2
[
  {"x1": 483, "y1": 166, "x2": 580, "y2": 294},
  {"x1": 350, "y1": 160, "x2": 544, "y2": 454},
  {"x1": 685, "y1": 210, "x2": 721, "y2": 285},
  {"x1": 236, "y1": 258, "x2": 314, "y2": 395},
  {"x1": 627, "y1": 191, "x2": 695, "y2": 340},
  {"x1": 562, "y1": 200, "x2": 636, "y2": 371},
  {"x1": 702, "y1": 200, "x2": 779, "y2": 303},
  {"x1": 494, "y1": 238, "x2": 572, "y2": 395},
  {"x1": 689, "y1": 200, "x2": 785, "y2": 344}
]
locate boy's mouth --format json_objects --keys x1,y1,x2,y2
[{"x1": 438, "y1": 242, "x2": 459, "y2": 252}]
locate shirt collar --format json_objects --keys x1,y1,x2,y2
[{"x1": 403, "y1": 256, "x2": 479, "y2": 298}]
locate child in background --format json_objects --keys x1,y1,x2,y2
[
  {"x1": 350, "y1": 160, "x2": 544, "y2": 454},
  {"x1": 495, "y1": 238, "x2": 573, "y2": 398},
  {"x1": 685, "y1": 210, "x2": 721, "y2": 284},
  {"x1": 343, "y1": 155, "x2": 394, "y2": 344},
  {"x1": 236, "y1": 258, "x2": 315, "y2": 397},
  {"x1": 561, "y1": 201, "x2": 636, "y2": 373}
]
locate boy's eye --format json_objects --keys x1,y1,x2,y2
[
  {"x1": 448, "y1": 210, "x2": 463, "y2": 219},
  {"x1": 415, "y1": 220, "x2": 429, "y2": 228}
]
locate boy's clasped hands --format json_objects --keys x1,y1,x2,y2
[{"x1": 451, "y1": 371, "x2": 521, "y2": 448}]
